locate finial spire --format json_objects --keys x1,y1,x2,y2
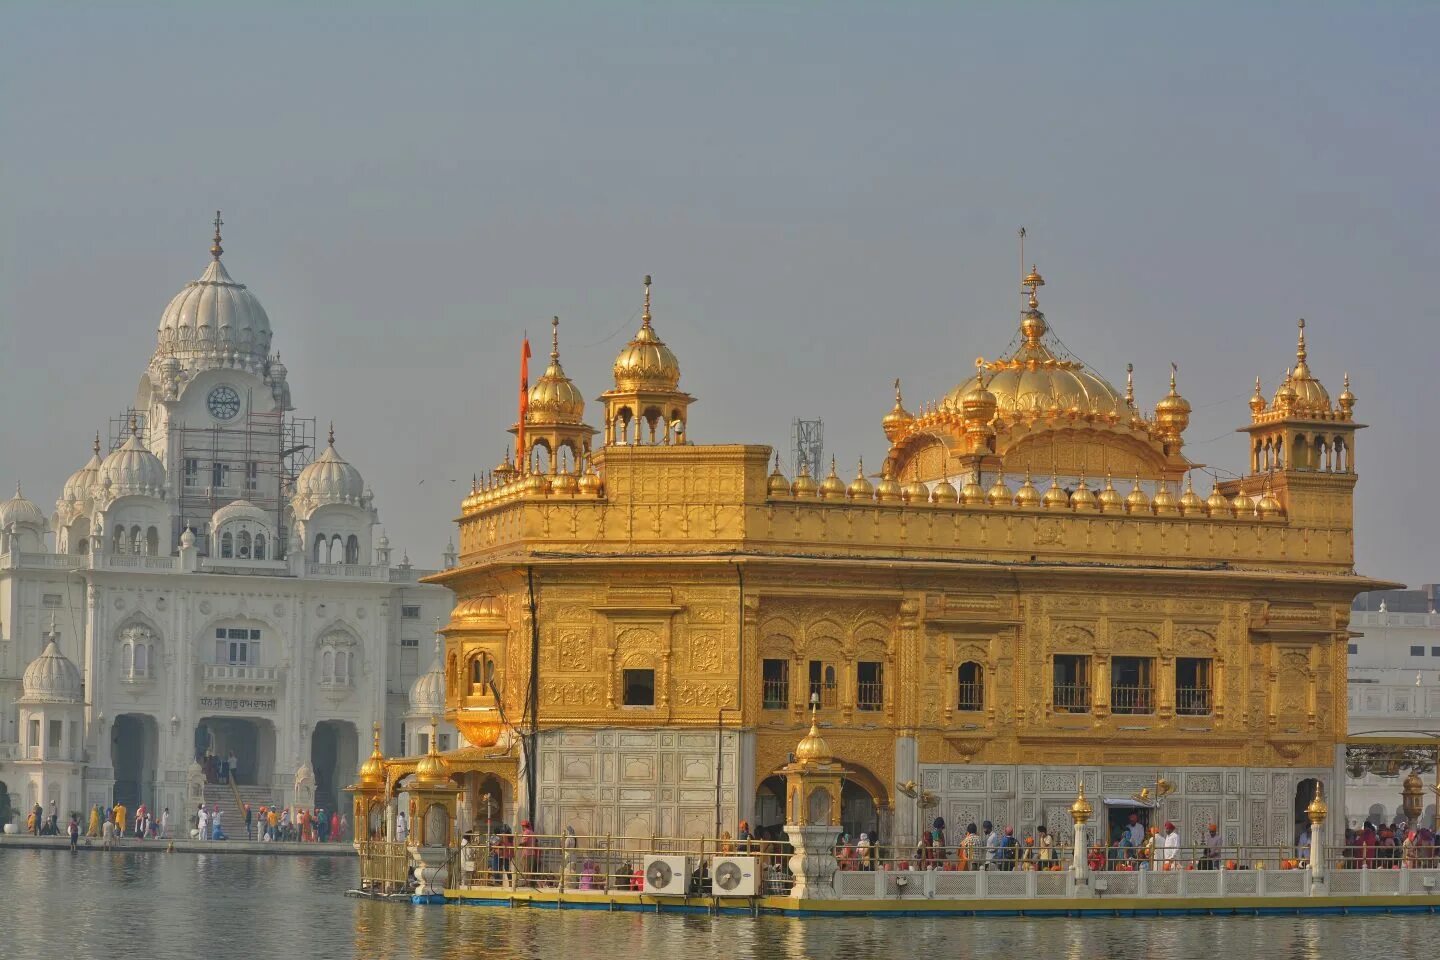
[
  {"x1": 1296, "y1": 317, "x2": 1307, "y2": 366},
  {"x1": 1125, "y1": 363, "x2": 1135, "y2": 407},
  {"x1": 551, "y1": 316, "x2": 561, "y2": 362},
  {"x1": 210, "y1": 210, "x2": 224, "y2": 260},
  {"x1": 93, "y1": 431, "x2": 101, "y2": 457},
  {"x1": 128, "y1": 413, "x2": 139, "y2": 436},
  {"x1": 894, "y1": 377, "x2": 902, "y2": 403},
  {"x1": 642, "y1": 275, "x2": 653, "y2": 329},
  {"x1": 1169, "y1": 362, "x2": 1178, "y2": 394},
  {"x1": 327, "y1": 421, "x2": 335, "y2": 446}
]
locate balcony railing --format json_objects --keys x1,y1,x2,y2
[
  {"x1": 1110, "y1": 684, "x2": 1155, "y2": 715},
  {"x1": 856, "y1": 681, "x2": 885, "y2": 712},
  {"x1": 1176, "y1": 685, "x2": 1213, "y2": 716},
  {"x1": 761, "y1": 680, "x2": 789, "y2": 711},
  {"x1": 957, "y1": 681, "x2": 984, "y2": 712},
  {"x1": 202, "y1": 663, "x2": 281, "y2": 684},
  {"x1": 1053, "y1": 683, "x2": 1091, "y2": 713}
]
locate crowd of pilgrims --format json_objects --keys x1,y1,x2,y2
[
  {"x1": 1342, "y1": 821, "x2": 1439, "y2": 868},
  {"x1": 23, "y1": 800, "x2": 351, "y2": 844}
]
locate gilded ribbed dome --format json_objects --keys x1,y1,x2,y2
[
  {"x1": 946, "y1": 273, "x2": 1125, "y2": 420},
  {"x1": 1152, "y1": 480, "x2": 1179, "y2": 514},
  {"x1": 767, "y1": 455, "x2": 791, "y2": 497},
  {"x1": 959, "y1": 475, "x2": 985, "y2": 505},
  {"x1": 1070, "y1": 475, "x2": 1097, "y2": 512},
  {"x1": 1249, "y1": 377, "x2": 1267, "y2": 416},
  {"x1": 959, "y1": 367, "x2": 998, "y2": 425},
  {"x1": 1205, "y1": 484, "x2": 1231, "y2": 516},
  {"x1": 98, "y1": 423, "x2": 166, "y2": 498},
  {"x1": 1178, "y1": 475, "x2": 1205, "y2": 515},
  {"x1": 985, "y1": 475, "x2": 1013, "y2": 506},
  {"x1": 1098, "y1": 474, "x2": 1124, "y2": 513},
  {"x1": 20, "y1": 636, "x2": 83, "y2": 704},
  {"x1": 903, "y1": 478, "x2": 931, "y2": 504},
  {"x1": 1154, "y1": 367, "x2": 1191, "y2": 438},
  {"x1": 357, "y1": 724, "x2": 386, "y2": 789},
  {"x1": 819, "y1": 458, "x2": 847, "y2": 500},
  {"x1": 295, "y1": 427, "x2": 365, "y2": 506},
  {"x1": 1257, "y1": 485, "x2": 1283, "y2": 517},
  {"x1": 578, "y1": 458, "x2": 603, "y2": 495},
  {"x1": 1231, "y1": 488, "x2": 1253, "y2": 517},
  {"x1": 155, "y1": 215, "x2": 272, "y2": 367},
  {"x1": 413, "y1": 722, "x2": 451, "y2": 786},
  {"x1": 612, "y1": 277, "x2": 682, "y2": 392},
  {"x1": 1125, "y1": 477, "x2": 1152, "y2": 514},
  {"x1": 932, "y1": 478, "x2": 959, "y2": 504},
  {"x1": 846, "y1": 460, "x2": 874, "y2": 501},
  {"x1": 875, "y1": 469, "x2": 903, "y2": 502},
  {"x1": 528, "y1": 318, "x2": 587, "y2": 424},
  {"x1": 1337, "y1": 374, "x2": 1356, "y2": 417},
  {"x1": 792, "y1": 462, "x2": 819, "y2": 499},
  {"x1": 882, "y1": 379, "x2": 914, "y2": 442},
  {"x1": 794, "y1": 719, "x2": 832, "y2": 763},
  {"x1": 449, "y1": 595, "x2": 506, "y2": 625},
  {"x1": 1284, "y1": 319, "x2": 1331, "y2": 413},
  {"x1": 1014, "y1": 472, "x2": 1041, "y2": 508},
  {"x1": 1042, "y1": 474, "x2": 1070, "y2": 509}
]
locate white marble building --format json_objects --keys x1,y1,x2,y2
[
  {"x1": 0, "y1": 218, "x2": 453, "y2": 825},
  {"x1": 1345, "y1": 590, "x2": 1440, "y2": 826}
]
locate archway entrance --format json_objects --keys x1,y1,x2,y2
[
  {"x1": 112, "y1": 714, "x2": 159, "y2": 809},
  {"x1": 469, "y1": 773, "x2": 510, "y2": 837},
  {"x1": 841, "y1": 781, "x2": 880, "y2": 841},
  {"x1": 195, "y1": 717, "x2": 275, "y2": 787},
  {"x1": 311, "y1": 720, "x2": 359, "y2": 813},
  {"x1": 1294, "y1": 778, "x2": 1321, "y2": 844},
  {"x1": 755, "y1": 775, "x2": 786, "y2": 834}
]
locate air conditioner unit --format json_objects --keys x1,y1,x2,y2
[
  {"x1": 710, "y1": 856, "x2": 758, "y2": 897},
  {"x1": 642, "y1": 855, "x2": 688, "y2": 896}
]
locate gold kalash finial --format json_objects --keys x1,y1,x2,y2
[
  {"x1": 642, "y1": 275, "x2": 653, "y2": 329},
  {"x1": 550, "y1": 316, "x2": 561, "y2": 362},
  {"x1": 210, "y1": 210, "x2": 224, "y2": 260}
]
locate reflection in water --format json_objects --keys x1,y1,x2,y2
[{"x1": 2, "y1": 848, "x2": 1434, "y2": 960}]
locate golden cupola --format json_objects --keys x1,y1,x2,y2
[
  {"x1": 847, "y1": 459, "x2": 875, "y2": 501},
  {"x1": 882, "y1": 378, "x2": 914, "y2": 442},
  {"x1": 513, "y1": 317, "x2": 596, "y2": 476},
  {"x1": 600, "y1": 276, "x2": 695, "y2": 446},
  {"x1": 819, "y1": 457, "x2": 847, "y2": 500},
  {"x1": 792, "y1": 460, "x2": 819, "y2": 499},
  {"x1": 357, "y1": 723, "x2": 387, "y2": 789},
  {"x1": 413, "y1": 716, "x2": 452, "y2": 787},
  {"x1": 767, "y1": 454, "x2": 791, "y2": 498},
  {"x1": 528, "y1": 318, "x2": 587, "y2": 423},
  {"x1": 1153, "y1": 364, "x2": 1191, "y2": 450},
  {"x1": 1285, "y1": 319, "x2": 1331, "y2": 415}
]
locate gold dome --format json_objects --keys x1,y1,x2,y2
[
  {"x1": 1154, "y1": 365, "x2": 1191, "y2": 439},
  {"x1": 1257, "y1": 483, "x2": 1283, "y2": 517},
  {"x1": 902, "y1": 478, "x2": 931, "y2": 504},
  {"x1": 986, "y1": 474, "x2": 1013, "y2": 506},
  {"x1": 1286, "y1": 319, "x2": 1331, "y2": 413},
  {"x1": 794, "y1": 717, "x2": 832, "y2": 763},
  {"x1": 449, "y1": 595, "x2": 506, "y2": 626},
  {"x1": 959, "y1": 363, "x2": 998, "y2": 425},
  {"x1": 1338, "y1": 373, "x2": 1355, "y2": 417},
  {"x1": 527, "y1": 318, "x2": 587, "y2": 424},
  {"x1": 1042, "y1": 473, "x2": 1070, "y2": 509},
  {"x1": 1231, "y1": 487, "x2": 1253, "y2": 517},
  {"x1": 1152, "y1": 479, "x2": 1179, "y2": 514},
  {"x1": 1070, "y1": 474, "x2": 1097, "y2": 512},
  {"x1": 792, "y1": 461, "x2": 819, "y2": 499},
  {"x1": 932, "y1": 477, "x2": 959, "y2": 504},
  {"x1": 946, "y1": 271, "x2": 1126, "y2": 420},
  {"x1": 1097, "y1": 473, "x2": 1124, "y2": 513},
  {"x1": 524, "y1": 470, "x2": 549, "y2": 494},
  {"x1": 413, "y1": 717, "x2": 451, "y2": 787},
  {"x1": 847, "y1": 459, "x2": 875, "y2": 500},
  {"x1": 613, "y1": 276, "x2": 683, "y2": 392},
  {"x1": 767, "y1": 454, "x2": 791, "y2": 497},
  {"x1": 819, "y1": 457, "x2": 847, "y2": 500},
  {"x1": 1205, "y1": 484, "x2": 1230, "y2": 517},
  {"x1": 882, "y1": 378, "x2": 914, "y2": 442},
  {"x1": 1304, "y1": 782, "x2": 1329, "y2": 825},
  {"x1": 357, "y1": 723, "x2": 386, "y2": 789},
  {"x1": 959, "y1": 474, "x2": 986, "y2": 505},
  {"x1": 1249, "y1": 376, "x2": 1267, "y2": 416},
  {"x1": 1014, "y1": 471, "x2": 1041, "y2": 508},
  {"x1": 1178, "y1": 475, "x2": 1205, "y2": 515},
  {"x1": 1273, "y1": 368, "x2": 1298, "y2": 409},
  {"x1": 1070, "y1": 780, "x2": 1093, "y2": 825},
  {"x1": 1125, "y1": 476, "x2": 1152, "y2": 514},
  {"x1": 875, "y1": 468, "x2": 903, "y2": 502},
  {"x1": 552, "y1": 468, "x2": 580, "y2": 495},
  {"x1": 578, "y1": 457, "x2": 603, "y2": 495}
]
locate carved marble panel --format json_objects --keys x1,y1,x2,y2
[
  {"x1": 1040, "y1": 771, "x2": 1077, "y2": 794},
  {"x1": 1184, "y1": 773, "x2": 1222, "y2": 795}
]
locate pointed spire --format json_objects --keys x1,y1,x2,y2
[
  {"x1": 327, "y1": 421, "x2": 335, "y2": 446},
  {"x1": 641, "y1": 275, "x2": 653, "y2": 329},
  {"x1": 1296, "y1": 317, "x2": 1308, "y2": 367},
  {"x1": 1168, "y1": 362, "x2": 1178, "y2": 395},
  {"x1": 128, "y1": 413, "x2": 139, "y2": 437},
  {"x1": 210, "y1": 210, "x2": 224, "y2": 260},
  {"x1": 93, "y1": 431, "x2": 101, "y2": 457},
  {"x1": 1125, "y1": 363, "x2": 1135, "y2": 407},
  {"x1": 551, "y1": 316, "x2": 561, "y2": 363}
]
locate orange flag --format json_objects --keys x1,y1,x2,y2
[{"x1": 517, "y1": 335, "x2": 532, "y2": 462}]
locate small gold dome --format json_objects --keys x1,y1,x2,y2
[
  {"x1": 875, "y1": 468, "x2": 903, "y2": 502},
  {"x1": 882, "y1": 379, "x2": 914, "y2": 442},
  {"x1": 1014, "y1": 471, "x2": 1041, "y2": 508},
  {"x1": 902, "y1": 478, "x2": 931, "y2": 504},
  {"x1": 1249, "y1": 376, "x2": 1266, "y2": 416},
  {"x1": 794, "y1": 718, "x2": 832, "y2": 763},
  {"x1": 1070, "y1": 474, "x2": 1097, "y2": 512},
  {"x1": 959, "y1": 363, "x2": 998, "y2": 425},
  {"x1": 1205, "y1": 484, "x2": 1231, "y2": 516},
  {"x1": 527, "y1": 318, "x2": 587, "y2": 424},
  {"x1": 986, "y1": 474, "x2": 1013, "y2": 506},
  {"x1": 578, "y1": 457, "x2": 603, "y2": 495},
  {"x1": 1287, "y1": 319, "x2": 1331, "y2": 413},
  {"x1": 357, "y1": 723, "x2": 386, "y2": 789},
  {"x1": 1097, "y1": 473, "x2": 1124, "y2": 513},
  {"x1": 552, "y1": 469, "x2": 580, "y2": 495},
  {"x1": 1273, "y1": 368, "x2": 1298, "y2": 408},
  {"x1": 1042, "y1": 473, "x2": 1070, "y2": 509},
  {"x1": 1125, "y1": 476, "x2": 1152, "y2": 514},
  {"x1": 1256, "y1": 484, "x2": 1282, "y2": 517},
  {"x1": 1152, "y1": 480, "x2": 1179, "y2": 514},
  {"x1": 847, "y1": 459, "x2": 875, "y2": 501},
  {"x1": 524, "y1": 470, "x2": 549, "y2": 495},
  {"x1": 767, "y1": 454, "x2": 791, "y2": 497},
  {"x1": 1070, "y1": 780, "x2": 1093, "y2": 825},
  {"x1": 612, "y1": 276, "x2": 682, "y2": 392},
  {"x1": 413, "y1": 717, "x2": 451, "y2": 787},
  {"x1": 449, "y1": 595, "x2": 506, "y2": 626},
  {"x1": 1338, "y1": 373, "x2": 1355, "y2": 417},
  {"x1": 1231, "y1": 487, "x2": 1253, "y2": 517},
  {"x1": 792, "y1": 461, "x2": 819, "y2": 499},
  {"x1": 819, "y1": 457, "x2": 848, "y2": 500},
  {"x1": 959, "y1": 474, "x2": 986, "y2": 505},
  {"x1": 1178, "y1": 475, "x2": 1205, "y2": 515},
  {"x1": 932, "y1": 477, "x2": 959, "y2": 504},
  {"x1": 1154, "y1": 365, "x2": 1191, "y2": 438}
]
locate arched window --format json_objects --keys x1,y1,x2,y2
[
  {"x1": 313, "y1": 534, "x2": 326, "y2": 562},
  {"x1": 957, "y1": 662, "x2": 984, "y2": 711},
  {"x1": 238, "y1": 530, "x2": 252, "y2": 558},
  {"x1": 146, "y1": 526, "x2": 159, "y2": 556},
  {"x1": 254, "y1": 534, "x2": 266, "y2": 560},
  {"x1": 330, "y1": 535, "x2": 343, "y2": 564},
  {"x1": 123, "y1": 641, "x2": 135, "y2": 677},
  {"x1": 119, "y1": 625, "x2": 155, "y2": 681},
  {"x1": 134, "y1": 643, "x2": 148, "y2": 676},
  {"x1": 220, "y1": 532, "x2": 234, "y2": 559},
  {"x1": 335, "y1": 650, "x2": 350, "y2": 685},
  {"x1": 470, "y1": 654, "x2": 496, "y2": 693},
  {"x1": 345, "y1": 534, "x2": 360, "y2": 564},
  {"x1": 322, "y1": 649, "x2": 334, "y2": 682},
  {"x1": 318, "y1": 634, "x2": 355, "y2": 687},
  {"x1": 113, "y1": 526, "x2": 127, "y2": 554}
]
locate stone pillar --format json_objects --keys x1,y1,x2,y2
[
  {"x1": 785, "y1": 823, "x2": 842, "y2": 899},
  {"x1": 1306, "y1": 781, "x2": 1328, "y2": 890},
  {"x1": 1070, "y1": 780, "x2": 1094, "y2": 897}
]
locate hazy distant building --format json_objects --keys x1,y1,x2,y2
[{"x1": 0, "y1": 217, "x2": 453, "y2": 826}]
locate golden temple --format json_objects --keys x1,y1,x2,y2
[{"x1": 414, "y1": 264, "x2": 1390, "y2": 849}]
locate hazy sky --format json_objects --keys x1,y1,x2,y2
[{"x1": 2, "y1": 3, "x2": 1436, "y2": 586}]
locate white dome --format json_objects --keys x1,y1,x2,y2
[
  {"x1": 20, "y1": 638, "x2": 84, "y2": 704},
  {"x1": 99, "y1": 431, "x2": 166, "y2": 498},
  {"x1": 0, "y1": 484, "x2": 46, "y2": 530},
  {"x1": 295, "y1": 432, "x2": 365, "y2": 507},
  {"x1": 62, "y1": 439, "x2": 104, "y2": 506},
  {"x1": 156, "y1": 256, "x2": 272, "y2": 366},
  {"x1": 211, "y1": 499, "x2": 271, "y2": 529},
  {"x1": 409, "y1": 636, "x2": 446, "y2": 715}
]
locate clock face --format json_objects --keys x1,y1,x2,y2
[{"x1": 207, "y1": 385, "x2": 241, "y2": 421}]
